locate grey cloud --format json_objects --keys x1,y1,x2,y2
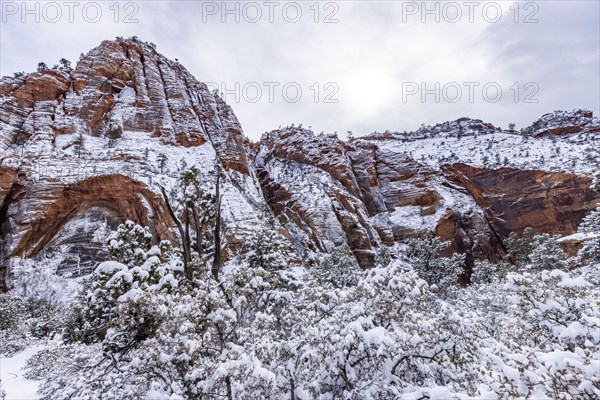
[{"x1": 1, "y1": 0, "x2": 597, "y2": 138}]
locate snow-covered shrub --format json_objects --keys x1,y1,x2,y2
[
  {"x1": 1, "y1": 259, "x2": 76, "y2": 354},
  {"x1": 405, "y1": 235, "x2": 465, "y2": 289},
  {"x1": 312, "y1": 244, "x2": 362, "y2": 288},
  {"x1": 504, "y1": 227, "x2": 538, "y2": 264},
  {"x1": 24, "y1": 343, "x2": 108, "y2": 400},
  {"x1": 69, "y1": 254, "x2": 179, "y2": 344},
  {"x1": 0, "y1": 293, "x2": 24, "y2": 331},
  {"x1": 579, "y1": 207, "x2": 600, "y2": 235},
  {"x1": 9, "y1": 257, "x2": 77, "y2": 308},
  {"x1": 526, "y1": 233, "x2": 568, "y2": 271},
  {"x1": 106, "y1": 220, "x2": 152, "y2": 266},
  {"x1": 0, "y1": 294, "x2": 29, "y2": 356},
  {"x1": 577, "y1": 207, "x2": 600, "y2": 265},
  {"x1": 16, "y1": 224, "x2": 599, "y2": 400},
  {"x1": 592, "y1": 171, "x2": 600, "y2": 192},
  {"x1": 505, "y1": 268, "x2": 599, "y2": 350},
  {"x1": 295, "y1": 261, "x2": 484, "y2": 397},
  {"x1": 479, "y1": 266, "x2": 600, "y2": 398},
  {"x1": 374, "y1": 244, "x2": 392, "y2": 268},
  {"x1": 505, "y1": 228, "x2": 567, "y2": 271},
  {"x1": 470, "y1": 259, "x2": 512, "y2": 284},
  {"x1": 575, "y1": 171, "x2": 600, "y2": 265}
]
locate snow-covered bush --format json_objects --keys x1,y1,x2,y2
[
  {"x1": 505, "y1": 228, "x2": 567, "y2": 271},
  {"x1": 312, "y1": 244, "x2": 362, "y2": 288},
  {"x1": 1, "y1": 259, "x2": 76, "y2": 355},
  {"x1": 405, "y1": 235, "x2": 465, "y2": 289},
  {"x1": 470, "y1": 259, "x2": 512, "y2": 284},
  {"x1": 575, "y1": 171, "x2": 600, "y2": 264},
  {"x1": 374, "y1": 244, "x2": 393, "y2": 268},
  {"x1": 14, "y1": 225, "x2": 599, "y2": 400},
  {"x1": 0, "y1": 294, "x2": 30, "y2": 356},
  {"x1": 8, "y1": 257, "x2": 77, "y2": 308},
  {"x1": 526, "y1": 233, "x2": 568, "y2": 271},
  {"x1": 0, "y1": 293, "x2": 24, "y2": 332},
  {"x1": 592, "y1": 171, "x2": 600, "y2": 192},
  {"x1": 479, "y1": 266, "x2": 600, "y2": 398},
  {"x1": 504, "y1": 227, "x2": 538, "y2": 264}
]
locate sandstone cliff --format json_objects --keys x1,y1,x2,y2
[{"x1": 1, "y1": 38, "x2": 598, "y2": 290}]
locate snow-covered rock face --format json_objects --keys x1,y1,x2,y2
[
  {"x1": 0, "y1": 38, "x2": 263, "y2": 287},
  {"x1": 0, "y1": 38, "x2": 249, "y2": 174},
  {"x1": 254, "y1": 123, "x2": 599, "y2": 271},
  {"x1": 254, "y1": 128, "x2": 507, "y2": 270},
  {"x1": 521, "y1": 109, "x2": 600, "y2": 137},
  {"x1": 1, "y1": 37, "x2": 599, "y2": 289}
]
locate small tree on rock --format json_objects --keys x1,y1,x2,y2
[
  {"x1": 73, "y1": 132, "x2": 85, "y2": 158},
  {"x1": 157, "y1": 153, "x2": 168, "y2": 174},
  {"x1": 59, "y1": 58, "x2": 72, "y2": 70}
]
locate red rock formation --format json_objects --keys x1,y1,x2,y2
[
  {"x1": 1, "y1": 38, "x2": 598, "y2": 288},
  {"x1": 0, "y1": 38, "x2": 250, "y2": 175},
  {"x1": 443, "y1": 164, "x2": 600, "y2": 238},
  {"x1": 11, "y1": 174, "x2": 173, "y2": 258},
  {"x1": 254, "y1": 128, "x2": 507, "y2": 269}
]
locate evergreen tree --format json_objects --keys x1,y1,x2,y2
[
  {"x1": 576, "y1": 230, "x2": 600, "y2": 265},
  {"x1": 470, "y1": 260, "x2": 512, "y2": 285},
  {"x1": 246, "y1": 226, "x2": 287, "y2": 272},
  {"x1": 157, "y1": 153, "x2": 168, "y2": 174},
  {"x1": 106, "y1": 221, "x2": 153, "y2": 266},
  {"x1": 312, "y1": 244, "x2": 361, "y2": 288},
  {"x1": 526, "y1": 234, "x2": 567, "y2": 271},
  {"x1": 65, "y1": 222, "x2": 179, "y2": 346},
  {"x1": 405, "y1": 235, "x2": 465, "y2": 289},
  {"x1": 73, "y1": 132, "x2": 85, "y2": 158},
  {"x1": 59, "y1": 58, "x2": 72, "y2": 70},
  {"x1": 504, "y1": 227, "x2": 538, "y2": 264},
  {"x1": 374, "y1": 245, "x2": 392, "y2": 268},
  {"x1": 160, "y1": 165, "x2": 220, "y2": 281},
  {"x1": 592, "y1": 171, "x2": 600, "y2": 193}
]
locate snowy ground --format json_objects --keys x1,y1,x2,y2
[{"x1": 0, "y1": 346, "x2": 45, "y2": 400}]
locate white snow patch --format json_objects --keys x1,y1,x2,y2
[{"x1": 0, "y1": 346, "x2": 46, "y2": 400}]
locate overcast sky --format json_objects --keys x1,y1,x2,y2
[{"x1": 1, "y1": 0, "x2": 598, "y2": 139}]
